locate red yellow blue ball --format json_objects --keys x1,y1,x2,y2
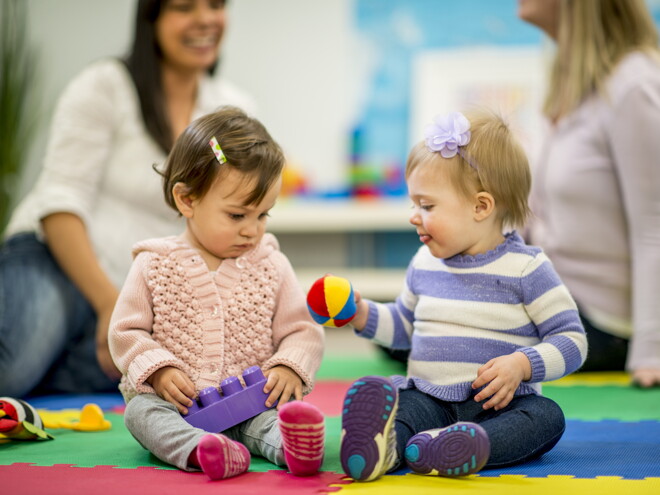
[{"x1": 306, "y1": 276, "x2": 357, "y2": 327}]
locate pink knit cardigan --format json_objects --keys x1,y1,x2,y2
[{"x1": 109, "y1": 233, "x2": 324, "y2": 402}]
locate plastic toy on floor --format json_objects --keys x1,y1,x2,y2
[
  {"x1": 306, "y1": 275, "x2": 357, "y2": 327},
  {"x1": 183, "y1": 365, "x2": 276, "y2": 432},
  {"x1": 39, "y1": 403, "x2": 112, "y2": 431},
  {"x1": 0, "y1": 397, "x2": 52, "y2": 441}
]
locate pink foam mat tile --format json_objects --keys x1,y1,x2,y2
[
  {"x1": 0, "y1": 463, "x2": 352, "y2": 494},
  {"x1": 305, "y1": 380, "x2": 351, "y2": 416}
]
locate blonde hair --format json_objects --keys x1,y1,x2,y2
[
  {"x1": 406, "y1": 109, "x2": 531, "y2": 229},
  {"x1": 158, "y1": 106, "x2": 284, "y2": 213},
  {"x1": 546, "y1": 0, "x2": 660, "y2": 120}
]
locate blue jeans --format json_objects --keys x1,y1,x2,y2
[
  {"x1": 0, "y1": 233, "x2": 118, "y2": 397},
  {"x1": 393, "y1": 387, "x2": 565, "y2": 470}
]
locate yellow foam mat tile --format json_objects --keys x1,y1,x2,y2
[
  {"x1": 331, "y1": 474, "x2": 660, "y2": 494},
  {"x1": 548, "y1": 372, "x2": 631, "y2": 387}
]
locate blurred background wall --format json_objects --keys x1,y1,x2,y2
[
  {"x1": 14, "y1": 0, "x2": 660, "y2": 200},
  {"x1": 6, "y1": 0, "x2": 660, "y2": 298}
]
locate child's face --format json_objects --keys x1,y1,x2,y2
[
  {"x1": 183, "y1": 167, "x2": 281, "y2": 262},
  {"x1": 407, "y1": 162, "x2": 483, "y2": 259}
]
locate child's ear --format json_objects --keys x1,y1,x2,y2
[
  {"x1": 172, "y1": 182, "x2": 195, "y2": 218},
  {"x1": 473, "y1": 191, "x2": 496, "y2": 222}
]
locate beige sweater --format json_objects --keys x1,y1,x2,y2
[
  {"x1": 529, "y1": 52, "x2": 660, "y2": 371},
  {"x1": 109, "y1": 233, "x2": 324, "y2": 402}
]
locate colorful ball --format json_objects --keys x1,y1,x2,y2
[{"x1": 306, "y1": 276, "x2": 357, "y2": 327}]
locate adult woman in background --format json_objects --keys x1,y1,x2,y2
[
  {"x1": 519, "y1": 0, "x2": 660, "y2": 386},
  {"x1": 0, "y1": 0, "x2": 255, "y2": 397}
]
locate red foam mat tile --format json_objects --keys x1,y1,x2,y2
[{"x1": 0, "y1": 463, "x2": 351, "y2": 495}]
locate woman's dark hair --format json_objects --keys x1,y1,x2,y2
[{"x1": 123, "y1": 0, "x2": 221, "y2": 153}]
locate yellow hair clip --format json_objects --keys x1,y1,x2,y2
[{"x1": 209, "y1": 136, "x2": 227, "y2": 164}]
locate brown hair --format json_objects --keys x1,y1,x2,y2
[
  {"x1": 546, "y1": 0, "x2": 660, "y2": 120},
  {"x1": 406, "y1": 109, "x2": 531, "y2": 229},
  {"x1": 159, "y1": 106, "x2": 284, "y2": 212}
]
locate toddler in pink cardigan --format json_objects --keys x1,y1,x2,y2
[{"x1": 108, "y1": 107, "x2": 325, "y2": 480}]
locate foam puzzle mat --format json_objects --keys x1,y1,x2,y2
[{"x1": 2, "y1": 355, "x2": 659, "y2": 494}]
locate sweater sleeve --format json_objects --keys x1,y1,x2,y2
[
  {"x1": 357, "y1": 257, "x2": 417, "y2": 350},
  {"x1": 108, "y1": 252, "x2": 186, "y2": 394},
  {"x1": 606, "y1": 82, "x2": 660, "y2": 371},
  {"x1": 29, "y1": 60, "x2": 120, "y2": 233},
  {"x1": 261, "y1": 251, "x2": 324, "y2": 393},
  {"x1": 518, "y1": 253, "x2": 588, "y2": 382}
]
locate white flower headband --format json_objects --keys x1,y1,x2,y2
[{"x1": 424, "y1": 112, "x2": 479, "y2": 170}]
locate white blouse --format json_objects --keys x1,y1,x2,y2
[{"x1": 6, "y1": 58, "x2": 256, "y2": 287}]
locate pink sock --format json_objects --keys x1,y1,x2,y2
[
  {"x1": 193, "y1": 433, "x2": 250, "y2": 480},
  {"x1": 278, "y1": 401, "x2": 325, "y2": 476}
]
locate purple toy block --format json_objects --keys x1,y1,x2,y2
[{"x1": 182, "y1": 365, "x2": 276, "y2": 432}]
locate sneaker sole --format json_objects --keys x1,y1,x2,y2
[
  {"x1": 340, "y1": 376, "x2": 398, "y2": 481},
  {"x1": 405, "y1": 422, "x2": 490, "y2": 476}
]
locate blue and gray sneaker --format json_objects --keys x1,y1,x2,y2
[
  {"x1": 340, "y1": 376, "x2": 399, "y2": 481},
  {"x1": 404, "y1": 422, "x2": 490, "y2": 476}
]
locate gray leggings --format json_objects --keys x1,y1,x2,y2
[{"x1": 124, "y1": 393, "x2": 285, "y2": 471}]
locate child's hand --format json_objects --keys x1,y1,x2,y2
[
  {"x1": 350, "y1": 289, "x2": 370, "y2": 331},
  {"x1": 263, "y1": 365, "x2": 303, "y2": 409},
  {"x1": 472, "y1": 352, "x2": 532, "y2": 411},
  {"x1": 147, "y1": 366, "x2": 196, "y2": 414}
]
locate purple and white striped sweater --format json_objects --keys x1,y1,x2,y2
[{"x1": 358, "y1": 231, "x2": 587, "y2": 401}]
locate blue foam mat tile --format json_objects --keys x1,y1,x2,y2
[
  {"x1": 25, "y1": 393, "x2": 125, "y2": 411},
  {"x1": 479, "y1": 419, "x2": 660, "y2": 480},
  {"x1": 386, "y1": 420, "x2": 660, "y2": 480}
]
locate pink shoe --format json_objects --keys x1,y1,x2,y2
[
  {"x1": 278, "y1": 401, "x2": 325, "y2": 476},
  {"x1": 196, "y1": 433, "x2": 250, "y2": 480}
]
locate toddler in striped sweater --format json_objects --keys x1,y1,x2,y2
[{"x1": 339, "y1": 110, "x2": 587, "y2": 482}]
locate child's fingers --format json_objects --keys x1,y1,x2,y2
[
  {"x1": 483, "y1": 388, "x2": 514, "y2": 411},
  {"x1": 263, "y1": 371, "x2": 278, "y2": 393},
  {"x1": 171, "y1": 383, "x2": 195, "y2": 407},
  {"x1": 274, "y1": 381, "x2": 303, "y2": 410},
  {"x1": 473, "y1": 376, "x2": 502, "y2": 403},
  {"x1": 275, "y1": 389, "x2": 293, "y2": 410},
  {"x1": 161, "y1": 389, "x2": 190, "y2": 415},
  {"x1": 266, "y1": 385, "x2": 284, "y2": 408},
  {"x1": 264, "y1": 373, "x2": 283, "y2": 407},
  {"x1": 172, "y1": 374, "x2": 196, "y2": 403},
  {"x1": 472, "y1": 365, "x2": 495, "y2": 390}
]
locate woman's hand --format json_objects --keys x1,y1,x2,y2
[
  {"x1": 472, "y1": 352, "x2": 532, "y2": 411},
  {"x1": 147, "y1": 366, "x2": 196, "y2": 414},
  {"x1": 263, "y1": 365, "x2": 303, "y2": 409},
  {"x1": 632, "y1": 368, "x2": 660, "y2": 388}
]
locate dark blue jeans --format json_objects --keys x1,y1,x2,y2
[
  {"x1": 0, "y1": 233, "x2": 118, "y2": 397},
  {"x1": 392, "y1": 387, "x2": 565, "y2": 470}
]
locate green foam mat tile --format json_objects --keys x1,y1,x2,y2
[{"x1": 544, "y1": 385, "x2": 660, "y2": 421}]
